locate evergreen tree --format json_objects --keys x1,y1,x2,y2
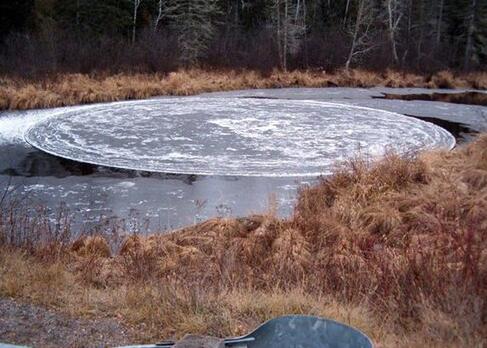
[{"x1": 165, "y1": 0, "x2": 221, "y2": 64}]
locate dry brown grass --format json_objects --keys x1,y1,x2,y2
[
  {"x1": 1, "y1": 135, "x2": 487, "y2": 347},
  {"x1": 0, "y1": 248, "x2": 401, "y2": 345},
  {"x1": 1, "y1": 69, "x2": 486, "y2": 111}
]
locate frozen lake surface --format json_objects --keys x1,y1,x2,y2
[
  {"x1": 24, "y1": 97, "x2": 454, "y2": 177},
  {"x1": 1, "y1": 87, "x2": 484, "y2": 232}
]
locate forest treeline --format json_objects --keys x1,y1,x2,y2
[{"x1": 0, "y1": 0, "x2": 486, "y2": 77}]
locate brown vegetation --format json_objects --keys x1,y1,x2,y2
[
  {"x1": 1, "y1": 135, "x2": 487, "y2": 347},
  {"x1": 1, "y1": 69, "x2": 486, "y2": 111}
]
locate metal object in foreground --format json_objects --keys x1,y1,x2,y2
[{"x1": 117, "y1": 315, "x2": 373, "y2": 348}]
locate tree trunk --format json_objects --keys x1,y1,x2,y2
[
  {"x1": 154, "y1": 0, "x2": 163, "y2": 32},
  {"x1": 343, "y1": 0, "x2": 351, "y2": 25},
  {"x1": 436, "y1": 0, "x2": 444, "y2": 45},
  {"x1": 386, "y1": 0, "x2": 399, "y2": 64},
  {"x1": 345, "y1": 0, "x2": 364, "y2": 70},
  {"x1": 132, "y1": 0, "x2": 140, "y2": 44},
  {"x1": 276, "y1": 0, "x2": 283, "y2": 69},
  {"x1": 283, "y1": 0, "x2": 288, "y2": 71},
  {"x1": 416, "y1": 0, "x2": 424, "y2": 66},
  {"x1": 463, "y1": 0, "x2": 478, "y2": 70}
]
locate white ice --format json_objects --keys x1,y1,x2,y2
[{"x1": 23, "y1": 97, "x2": 455, "y2": 177}]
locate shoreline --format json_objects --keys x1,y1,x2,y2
[{"x1": 1, "y1": 69, "x2": 486, "y2": 111}]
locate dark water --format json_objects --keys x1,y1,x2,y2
[
  {"x1": 405, "y1": 115, "x2": 478, "y2": 144},
  {"x1": 373, "y1": 91, "x2": 487, "y2": 107}
]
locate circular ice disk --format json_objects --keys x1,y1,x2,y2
[{"x1": 24, "y1": 97, "x2": 455, "y2": 177}]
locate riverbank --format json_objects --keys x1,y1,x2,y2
[
  {"x1": 1, "y1": 134, "x2": 486, "y2": 347},
  {"x1": 1, "y1": 69, "x2": 486, "y2": 111}
]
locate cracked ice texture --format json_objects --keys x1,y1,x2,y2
[{"x1": 24, "y1": 97, "x2": 455, "y2": 177}]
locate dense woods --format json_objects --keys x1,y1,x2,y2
[{"x1": 0, "y1": 0, "x2": 486, "y2": 77}]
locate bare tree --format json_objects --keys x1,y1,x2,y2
[
  {"x1": 415, "y1": 0, "x2": 425, "y2": 66},
  {"x1": 273, "y1": 0, "x2": 283, "y2": 69},
  {"x1": 272, "y1": 0, "x2": 307, "y2": 71},
  {"x1": 345, "y1": 0, "x2": 377, "y2": 70},
  {"x1": 153, "y1": 0, "x2": 165, "y2": 32},
  {"x1": 293, "y1": 0, "x2": 307, "y2": 48},
  {"x1": 463, "y1": 0, "x2": 479, "y2": 70},
  {"x1": 385, "y1": 0, "x2": 403, "y2": 64},
  {"x1": 400, "y1": 0, "x2": 412, "y2": 65},
  {"x1": 131, "y1": 0, "x2": 143, "y2": 43},
  {"x1": 436, "y1": 0, "x2": 445, "y2": 45},
  {"x1": 343, "y1": 0, "x2": 351, "y2": 25}
]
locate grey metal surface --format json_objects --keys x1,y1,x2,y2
[
  {"x1": 226, "y1": 315, "x2": 373, "y2": 348},
  {"x1": 115, "y1": 315, "x2": 373, "y2": 348}
]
